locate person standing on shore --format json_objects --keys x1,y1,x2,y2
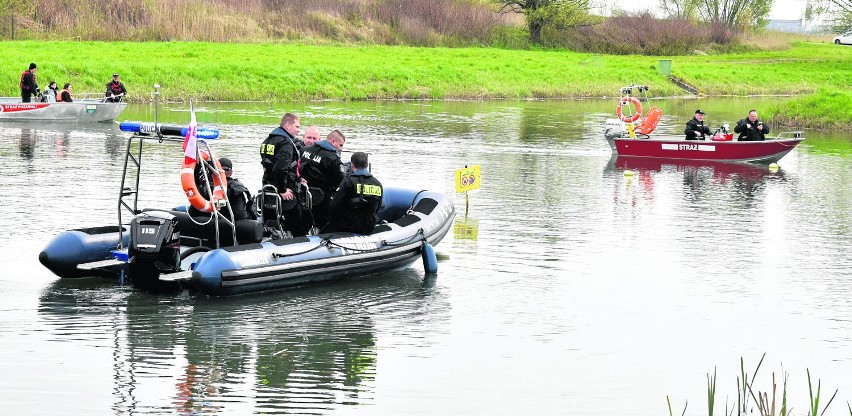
[
  {"x1": 105, "y1": 73, "x2": 127, "y2": 102},
  {"x1": 734, "y1": 110, "x2": 770, "y2": 141},
  {"x1": 20, "y1": 63, "x2": 39, "y2": 103}
]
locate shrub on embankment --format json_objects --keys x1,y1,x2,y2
[
  {"x1": 3, "y1": 0, "x2": 517, "y2": 46},
  {"x1": 546, "y1": 13, "x2": 737, "y2": 56}
]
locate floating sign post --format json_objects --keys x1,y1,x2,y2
[{"x1": 454, "y1": 165, "x2": 481, "y2": 217}]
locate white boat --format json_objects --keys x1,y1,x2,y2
[{"x1": 0, "y1": 97, "x2": 127, "y2": 122}]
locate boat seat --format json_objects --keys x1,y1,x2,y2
[{"x1": 165, "y1": 210, "x2": 263, "y2": 247}]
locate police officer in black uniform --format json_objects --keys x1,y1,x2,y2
[
  {"x1": 300, "y1": 129, "x2": 346, "y2": 229},
  {"x1": 326, "y1": 152, "x2": 383, "y2": 235},
  {"x1": 259, "y1": 112, "x2": 310, "y2": 237},
  {"x1": 684, "y1": 109, "x2": 711, "y2": 140},
  {"x1": 218, "y1": 158, "x2": 256, "y2": 221},
  {"x1": 734, "y1": 109, "x2": 770, "y2": 141}
]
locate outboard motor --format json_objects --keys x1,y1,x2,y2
[
  {"x1": 128, "y1": 210, "x2": 181, "y2": 292},
  {"x1": 604, "y1": 118, "x2": 624, "y2": 151}
]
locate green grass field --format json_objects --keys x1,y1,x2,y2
[{"x1": 3, "y1": 40, "x2": 851, "y2": 128}]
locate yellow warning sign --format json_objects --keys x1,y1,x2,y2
[{"x1": 455, "y1": 165, "x2": 481, "y2": 193}]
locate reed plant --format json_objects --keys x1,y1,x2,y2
[
  {"x1": 674, "y1": 355, "x2": 843, "y2": 416},
  {"x1": 807, "y1": 369, "x2": 838, "y2": 416}
]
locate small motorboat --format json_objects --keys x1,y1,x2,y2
[
  {"x1": 39, "y1": 112, "x2": 455, "y2": 296},
  {"x1": 0, "y1": 97, "x2": 127, "y2": 122},
  {"x1": 603, "y1": 85, "x2": 804, "y2": 164}
]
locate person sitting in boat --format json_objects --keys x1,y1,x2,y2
[
  {"x1": 43, "y1": 81, "x2": 58, "y2": 102},
  {"x1": 260, "y1": 112, "x2": 311, "y2": 237},
  {"x1": 734, "y1": 110, "x2": 770, "y2": 141},
  {"x1": 20, "y1": 63, "x2": 39, "y2": 103},
  {"x1": 105, "y1": 73, "x2": 127, "y2": 102},
  {"x1": 57, "y1": 83, "x2": 73, "y2": 103},
  {"x1": 684, "y1": 109, "x2": 711, "y2": 140},
  {"x1": 326, "y1": 152, "x2": 383, "y2": 235},
  {"x1": 300, "y1": 129, "x2": 346, "y2": 230},
  {"x1": 218, "y1": 158, "x2": 257, "y2": 221}
]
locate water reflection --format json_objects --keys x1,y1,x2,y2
[
  {"x1": 37, "y1": 270, "x2": 445, "y2": 414},
  {"x1": 18, "y1": 128, "x2": 36, "y2": 161},
  {"x1": 605, "y1": 155, "x2": 786, "y2": 204}
]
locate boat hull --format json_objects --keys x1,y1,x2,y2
[
  {"x1": 606, "y1": 136, "x2": 803, "y2": 164},
  {"x1": 39, "y1": 187, "x2": 456, "y2": 295},
  {"x1": 190, "y1": 188, "x2": 455, "y2": 295},
  {"x1": 0, "y1": 100, "x2": 127, "y2": 122}
]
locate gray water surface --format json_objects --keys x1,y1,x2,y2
[{"x1": 1, "y1": 99, "x2": 850, "y2": 416}]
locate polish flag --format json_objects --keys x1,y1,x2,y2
[{"x1": 182, "y1": 106, "x2": 197, "y2": 164}]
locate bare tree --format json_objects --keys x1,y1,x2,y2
[
  {"x1": 808, "y1": 0, "x2": 852, "y2": 32},
  {"x1": 496, "y1": 0, "x2": 591, "y2": 43},
  {"x1": 693, "y1": 0, "x2": 773, "y2": 28},
  {"x1": 659, "y1": 0, "x2": 700, "y2": 19}
]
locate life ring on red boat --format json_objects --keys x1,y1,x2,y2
[
  {"x1": 181, "y1": 153, "x2": 227, "y2": 213},
  {"x1": 616, "y1": 97, "x2": 643, "y2": 123},
  {"x1": 639, "y1": 106, "x2": 662, "y2": 135}
]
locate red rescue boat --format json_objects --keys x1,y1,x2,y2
[{"x1": 604, "y1": 85, "x2": 804, "y2": 164}]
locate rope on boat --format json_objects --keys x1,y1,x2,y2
[{"x1": 271, "y1": 239, "x2": 329, "y2": 259}]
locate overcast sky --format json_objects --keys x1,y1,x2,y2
[{"x1": 603, "y1": 0, "x2": 807, "y2": 20}]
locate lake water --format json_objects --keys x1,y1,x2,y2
[{"x1": 1, "y1": 99, "x2": 851, "y2": 415}]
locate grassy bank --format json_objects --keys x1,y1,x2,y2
[
  {"x1": 2, "y1": 40, "x2": 851, "y2": 128},
  {"x1": 767, "y1": 89, "x2": 852, "y2": 131}
]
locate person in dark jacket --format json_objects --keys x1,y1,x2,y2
[
  {"x1": 300, "y1": 129, "x2": 346, "y2": 229},
  {"x1": 105, "y1": 73, "x2": 127, "y2": 102},
  {"x1": 684, "y1": 109, "x2": 711, "y2": 140},
  {"x1": 734, "y1": 110, "x2": 770, "y2": 141},
  {"x1": 20, "y1": 63, "x2": 39, "y2": 103},
  {"x1": 43, "y1": 81, "x2": 58, "y2": 102},
  {"x1": 326, "y1": 152, "x2": 383, "y2": 235},
  {"x1": 58, "y1": 83, "x2": 73, "y2": 102},
  {"x1": 259, "y1": 112, "x2": 310, "y2": 237},
  {"x1": 219, "y1": 158, "x2": 256, "y2": 221}
]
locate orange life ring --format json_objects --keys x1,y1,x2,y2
[
  {"x1": 616, "y1": 97, "x2": 642, "y2": 123},
  {"x1": 639, "y1": 106, "x2": 662, "y2": 135},
  {"x1": 181, "y1": 153, "x2": 227, "y2": 213}
]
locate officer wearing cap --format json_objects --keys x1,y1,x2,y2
[
  {"x1": 105, "y1": 73, "x2": 127, "y2": 102},
  {"x1": 219, "y1": 158, "x2": 257, "y2": 221},
  {"x1": 20, "y1": 63, "x2": 39, "y2": 103},
  {"x1": 684, "y1": 109, "x2": 711, "y2": 140}
]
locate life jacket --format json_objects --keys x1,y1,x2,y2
[
  {"x1": 20, "y1": 71, "x2": 35, "y2": 91},
  {"x1": 108, "y1": 81, "x2": 123, "y2": 94},
  {"x1": 57, "y1": 89, "x2": 71, "y2": 102}
]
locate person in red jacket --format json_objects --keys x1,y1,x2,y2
[
  {"x1": 58, "y1": 83, "x2": 73, "y2": 103},
  {"x1": 105, "y1": 73, "x2": 127, "y2": 102}
]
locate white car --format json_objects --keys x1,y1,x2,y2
[{"x1": 835, "y1": 32, "x2": 852, "y2": 45}]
